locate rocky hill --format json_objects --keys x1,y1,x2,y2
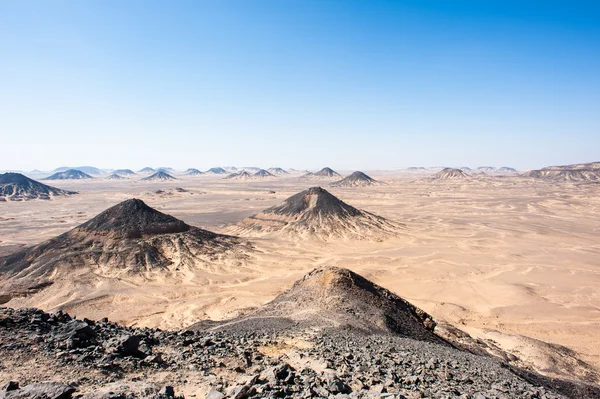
[
  {"x1": 522, "y1": 162, "x2": 600, "y2": 182},
  {"x1": 1, "y1": 268, "x2": 597, "y2": 398},
  {"x1": 226, "y1": 187, "x2": 403, "y2": 240},
  {"x1": 253, "y1": 169, "x2": 275, "y2": 178},
  {"x1": 330, "y1": 171, "x2": 382, "y2": 187},
  {"x1": 44, "y1": 169, "x2": 93, "y2": 180},
  {"x1": 113, "y1": 169, "x2": 136, "y2": 176},
  {"x1": 433, "y1": 168, "x2": 468, "y2": 180},
  {"x1": 142, "y1": 171, "x2": 177, "y2": 181},
  {"x1": 138, "y1": 167, "x2": 156, "y2": 174},
  {"x1": 267, "y1": 167, "x2": 289, "y2": 176},
  {"x1": 206, "y1": 167, "x2": 227, "y2": 175},
  {"x1": 106, "y1": 173, "x2": 125, "y2": 180},
  {"x1": 0, "y1": 199, "x2": 247, "y2": 304},
  {"x1": 185, "y1": 168, "x2": 204, "y2": 176},
  {"x1": 224, "y1": 171, "x2": 253, "y2": 180},
  {"x1": 301, "y1": 167, "x2": 342, "y2": 180},
  {"x1": 0, "y1": 173, "x2": 77, "y2": 201}
]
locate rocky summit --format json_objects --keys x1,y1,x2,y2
[
  {"x1": 44, "y1": 169, "x2": 93, "y2": 180},
  {"x1": 185, "y1": 168, "x2": 204, "y2": 176},
  {"x1": 1, "y1": 267, "x2": 598, "y2": 398},
  {"x1": 226, "y1": 187, "x2": 403, "y2": 240},
  {"x1": 267, "y1": 168, "x2": 289, "y2": 176},
  {"x1": 330, "y1": 171, "x2": 382, "y2": 187},
  {"x1": 206, "y1": 167, "x2": 228, "y2": 175},
  {"x1": 0, "y1": 199, "x2": 245, "y2": 302},
  {"x1": 254, "y1": 169, "x2": 275, "y2": 178},
  {"x1": 0, "y1": 173, "x2": 77, "y2": 201}
]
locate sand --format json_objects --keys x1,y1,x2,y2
[{"x1": 1, "y1": 172, "x2": 599, "y2": 382}]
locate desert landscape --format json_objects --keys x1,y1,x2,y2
[{"x1": 1, "y1": 165, "x2": 600, "y2": 398}]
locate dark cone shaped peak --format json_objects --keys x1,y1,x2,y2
[
  {"x1": 264, "y1": 187, "x2": 361, "y2": 217},
  {"x1": 76, "y1": 198, "x2": 190, "y2": 239}
]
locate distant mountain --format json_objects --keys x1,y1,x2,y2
[
  {"x1": 433, "y1": 168, "x2": 468, "y2": 180},
  {"x1": 0, "y1": 173, "x2": 77, "y2": 201},
  {"x1": 522, "y1": 162, "x2": 600, "y2": 182},
  {"x1": 407, "y1": 167, "x2": 427, "y2": 171},
  {"x1": 112, "y1": 169, "x2": 136, "y2": 176},
  {"x1": 157, "y1": 167, "x2": 175, "y2": 173},
  {"x1": 477, "y1": 166, "x2": 496, "y2": 173},
  {"x1": 331, "y1": 171, "x2": 382, "y2": 187},
  {"x1": 142, "y1": 171, "x2": 177, "y2": 181},
  {"x1": 206, "y1": 167, "x2": 228, "y2": 174},
  {"x1": 44, "y1": 169, "x2": 93, "y2": 180},
  {"x1": 137, "y1": 167, "x2": 156, "y2": 174},
  {"x1": 185, "y1": 168, "x2": 204, "y2": 176},
  {"x1": 301, "y1": 167, "x2": 341, "y2": 179},
  {"x1": 53, "y1": 166, "x2": 103, "y2": 175},
  {"x1": 224, "y1": 171, "x2": 253, "y2": 180},
  {"x1": 226, "y1": 187, "x2": 403, "y2": 240},
  {"x1": 107, "y1": 173, "x2": 125, "y2": 180},
  {"x1": 267, "y1": 167, "x2": 289, "y2": 176},
  {"x1": 254, "y1": 169, "x2": 275, "y2": 178},
  {"x1": 240, "y1": 167, "x2": 261, "y2": 173},
  {"x1": 496, "y1": 167, "x2": 518, "y2": 174}
]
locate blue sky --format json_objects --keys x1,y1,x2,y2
[{"x1": 1, "y1": 0, "x2": 599, "y2": 171}]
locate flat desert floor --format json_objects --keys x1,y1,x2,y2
[{"x1": 1, "y1": 172, "x2": 599, "y2": 383}]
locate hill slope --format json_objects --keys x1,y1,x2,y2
[
  {"x1": 433, "y1": 168, "x2": 468, "y2": 180},
  {"x1": 141, "y1": 171, "x2": 177, "y2": 181}
]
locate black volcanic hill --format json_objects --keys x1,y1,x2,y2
[
  {"x1": 185, "y1": 168, "x2": 204, "y2": 175},
  {"x1": 0, "y1": 173, "x2": 77, "y2": 201},
  {"x1": 106, "y1": 173, "x2": 125, "y2": 180},
  {"x1": 267, "y1": 167, "x2": 289, "y2": 175},
  {"x1": 206, "y1": 167, "x2": 227, "y2": 174},
  {"x1": 433, "y1": 168, "x2": 468, "y2": 180},
  {"x1": 113, "y1": 169, "x2": 136, "y2": 176},
  {"x1": 331, "y1": 171, "x2": 382, "y2": 187},
  {"x1": 44, "y1": 169, "x2": 93, "y2": 180},
  {"x1": 300, "y1": 167, "x2": 341, "y2": 179},
  {"x1": 77, "y1": 199, "x2": 190, "y2": 239},
  {"x1": 254, "y1": 169, "x2": 275, "y2": 177},
  {"x1": 138, "y1": 167, "x2": 155, "y2": 173},
  {"x1": 0, "y1": 199, "x2": 246, "y2": 298},
  {"x1": 226, "y1": 187, "x2": 402, "y2": 240},
  {"x1": 224, "y1": 171, "x2": 252, "y2": 180},
  {"x1": 193, "y1": 266, "x2": 440, "y2": 342},
  {"x1": 497, "y1": 166, "x2": 517, "y2": 173},
  {"x1": 53, "y1": 166, "x2": 102, "y2": 175},
  {"x1": 142, "y1": 171, "x2": 177, "y2": 181}
]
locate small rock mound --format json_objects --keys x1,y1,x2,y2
[
  {"x1": 142, "y1": 171, "x2": 177, "y2": 181},
  {"x1": 226, "y1": 187, "x2": 402, "y2": 240},
  {"x1": 330, "y1": 171, "x2": 382, "y2": 187},
  {"x1": 44, "y1": 169, "x2": 93, "y2": 180},
  {"x1": 0, "y1": 173, "x2": 77, "y2": 201},
  {"x1": 433, "y1": 168, "x2": 468, "y2": 180}
]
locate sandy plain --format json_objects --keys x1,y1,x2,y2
[{"x1": 0, "y1": 171, "x2": 599, "y2": 383}]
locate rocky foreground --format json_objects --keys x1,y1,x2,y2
[{"x1": 2, "y1": 306, "x2": 599, "y2": 399}]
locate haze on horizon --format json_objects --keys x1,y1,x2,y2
[{"x1": 1, "y1": 0, "x2": 599, "y2": 171}]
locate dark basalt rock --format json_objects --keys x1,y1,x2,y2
[
  {"x1": 0, "y1": 173, "x2": 77, "y2": 201},
  {"x1": 264, "y1": 187, "x2": 361, "y2": 218}
]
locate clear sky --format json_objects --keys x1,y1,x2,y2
[{"x1": 1, "y1": 0, "x2": 599, "y2": 171}]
